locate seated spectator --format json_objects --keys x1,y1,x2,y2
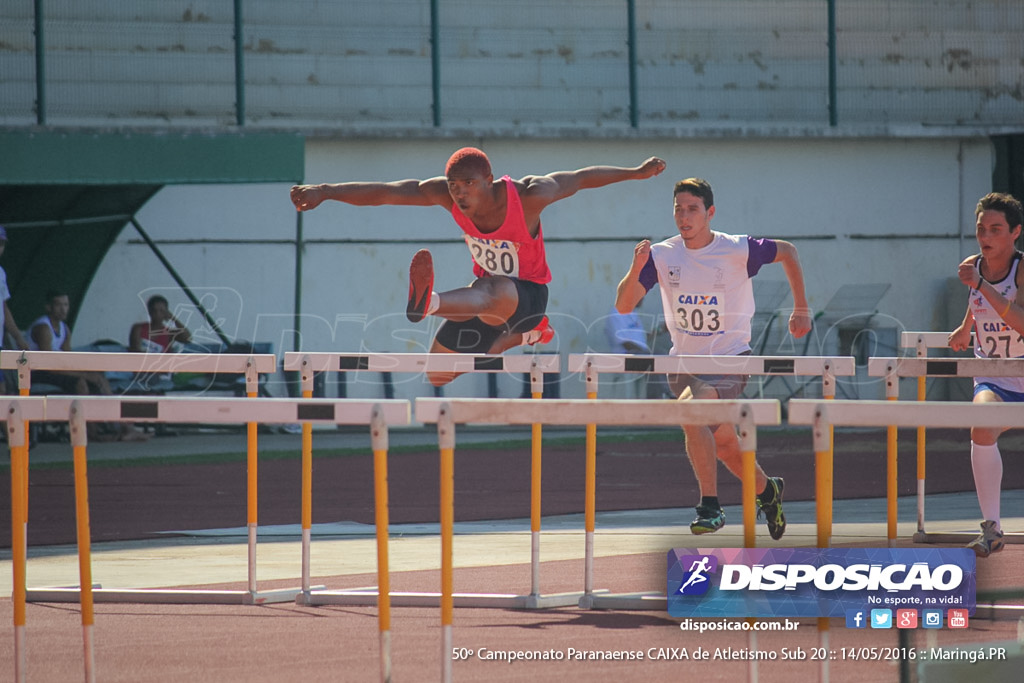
[
  {"x1": 29, "y1": 289, "x2": 149, "y2": 442},
  {"x1": 129, "y1": 295, "x2": 191, "y2": 353}
]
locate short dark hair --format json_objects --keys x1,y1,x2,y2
[
  {"x1": 445, "y1": 147, "x2": 492, "y2": 178},
  {"x1": 977, "y1": 192, "x2": 1023, "y2": 231},
  {"x1": 673, "y1": 177, "x2": 714, "y2": 210},
  {"x1": 146, "y1": 294, "x2": 169, "y2": 313},
  {"x1": 45, "y1": 289, "x2": 68, "y2": 303}
]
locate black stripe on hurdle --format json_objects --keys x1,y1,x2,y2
[
  {"x1": 624, "y1": 357, "x2": 655, "y2": 372},
  {"x1": 763, "y1": 358, "x2": 795, "y2": 374},
  {"x1": 121, "y1": 402, "x2": 159, "y2": 419},
  {"x1": 297, "y1": 403, "x2": 335, "y2": 421},
  {"x1": 925, "y1": 360, "x2": 960, "y2": 376},
  {"x1": 474, "y1": 357, "x2": 504, "y2": 371},
  {"x1": 339, "y1": 356, "x2": 370, "y2": 370}
]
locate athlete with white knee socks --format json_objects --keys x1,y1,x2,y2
[{"x1": 949, "y1": 191, "x2": 1024, "y2": 557}]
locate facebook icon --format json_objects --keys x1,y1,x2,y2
[{"x1": 845, "y1": 610, "x2": 867, "y2": 629}]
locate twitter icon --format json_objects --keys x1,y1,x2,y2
[{"x1": 870, "y1": 609, "x2": 892, "y2": 629}]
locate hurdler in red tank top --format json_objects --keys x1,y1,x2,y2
[{"x1": 450, "y1": 175, "x2": 552, "y2": 285}]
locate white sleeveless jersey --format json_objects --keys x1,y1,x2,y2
[
  {"x1": 28, "y1": 315, "x2": 69, "y2": 351},
  {"x1": 970, "y1": 251, "x2": 1024, "y2": 393},
  {"x1": 649, "y1": 232, "x2": 757, "y2": 356}
]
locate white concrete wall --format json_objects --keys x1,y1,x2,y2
[{"x1": 75, "y1": 136, "x2": 994, "y2": 399}]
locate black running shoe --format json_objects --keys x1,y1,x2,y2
[
  {"x1": 757, "y1": 476, "x2": 787, "y2": 541},
  {"x1": 406, "y1": 249, "x2": 434, "y2": 323},
  {"x1": 967, "y1": 520, "x2": 1004, "y2": 558},
  {"x1": 690, "y1": 505, "x2": 726, "y2": 535}
]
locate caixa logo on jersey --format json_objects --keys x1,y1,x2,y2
[{"x1": 667, "y1": 548, "x2": 976, "y2": 618}]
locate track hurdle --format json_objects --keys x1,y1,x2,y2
[
  {"x1": 566, "y1": 354, "x2": 854, "y2": 605},
  {"x1": 789, "y1": 398, "x2": 1024, "y2": 547},
  {"x1": 5, "y1": 396, "x2": 407, "y2": 683},
  {"x1": 415, "y1": 398, "x2": 780, "y2": 621},
  {"x1": 18, "y1": 396, "x2": 409, "y2": 603},
  {"x1": 0, "y1": 349, "x2": 309, "y2": 604},
  {"x1": 280, "y1": 352, "x2": 570, "y2": 609},
  {"x1": 867, "y1": 354, "x2": 1024, "y2": 546},
  {"x1": 897, "y1": 332, "x2": 989, "y2": 545}
]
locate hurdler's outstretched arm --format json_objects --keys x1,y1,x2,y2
[
  {"x1": 290, "y1": 177, "x2": 452, "y2": 212},
  {"x1": 522, "y1": 157, "x2": 666, "y2": 209}
]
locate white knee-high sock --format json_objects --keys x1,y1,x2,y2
[
  {"x1": 970, "y1": 441, "x2": 1002, "y2": 529},
  {"x1": 427, "y1": 292, "x2": 440, "y2": 315}
]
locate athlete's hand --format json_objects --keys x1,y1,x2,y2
[
  {"x1": 290, "y1": 184, "x2": 325, "y2": 212},
  {"x1": 636, "y1": 157, "x2": 667, "y2": 178},
  {"x1": 957, "y1": 257, "x2": 981, "y2": 289},
  {"x1": 631, "y1": 239, "x2": 652, "y2": 271},
  {"x1": 788, "y1": 309, "x2": 812, "y2": 339},
  {"x1": 948, "y1": 324, "x2": 973, "y2": 352}
]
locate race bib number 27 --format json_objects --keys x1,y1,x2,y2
[{"x1": 465, "y1": 235, "x2": 520, "y2": 277}]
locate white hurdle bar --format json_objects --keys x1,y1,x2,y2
[
  {"x1": 4, "y1": 396, "x2": 408, "y2": 683},
  {"x1": 0, "y1": 349, "x2": 277, "y2": 390},
  {"x1": 868, "y1": 354, "x2": 1024, "y2": 546},
  {"x1": 284, "y1": 350, "x2": 559, "y2": 375},
  {"x1": 789, "y1": 399, "x2": 1024, "y2": 547},
  {"x1": 0, "y1": 350, "x2": 294, "y2": 604},
  {"x1": 415, "y1": 398, "x2": 781, "y2": 622},
  {"x1": 567, "y1": 353, "x2": 856, "y2": 382},
  {"x1": 281, "y1": 352, "x2": 570, "y2": 610}
]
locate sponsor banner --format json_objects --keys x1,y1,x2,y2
[{"x1": 667, "y1": 548, "x2": 975, "y2": 618}]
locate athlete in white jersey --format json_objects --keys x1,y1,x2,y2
[
  {"x1": 949, "y1": 191, "x2": 1024, "y2": 557},
  {"x1": 616, "y1": 178, "x2": 812, "y2": 539}
]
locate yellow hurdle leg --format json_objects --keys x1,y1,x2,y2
[
  {"x1": 584, "y1": 390, "x2": 597, "y2": 597},
  {"x1": 301, "y1": 389, "x2": 313, "y2": 593},
  {"x1": 371, "y1": 404, "x2": 392, "y2": 683},
  {"x1": 70, "y1": 403, "x2": 96, "y2": 683},
  {"x1": 741, "y1": 449, "x2": 756, "y2": 548}
]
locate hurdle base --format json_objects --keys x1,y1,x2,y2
[
  {"x1": 581, "y1": 591, "x2": 666, "y2": 611},
  {"x1": 26, "y1": 585, "x2": 316, "y2": 605},
  {"x1": 973, "y1": 604, "x2": 1024, "y2": 621},
  {"x1": 912, "y1": 530, "x2": 1023, "y2": 545},
  {"x1": 299, "y1": 588, "x2": 604, "y2": 609}
]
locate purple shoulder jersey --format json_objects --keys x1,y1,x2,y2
[{"x1": 638, "y1": 236, "x2": 777, "y2": 292}]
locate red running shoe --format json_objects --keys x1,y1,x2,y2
[
  {"x1": 406, "y1": 249, "x2": 434, "y2": 323},
  {"x1": 526, "y1": 316, "x2": 555, "y2": 345}
]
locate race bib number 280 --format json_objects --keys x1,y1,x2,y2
[{"x1": 465, "y1": 235, "x2": 520, "y2": 277}]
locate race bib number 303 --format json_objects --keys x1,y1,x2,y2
[
  {"x1": 673, "y1": 292, "x2": 724, "y2": 337},
  {"x1": 465, "y1": 235, "x2": 520, "y2": 277}
]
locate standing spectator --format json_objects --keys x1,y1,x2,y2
[{"x1": 0, "y1": 226, "x2": 31, "y2": 393}]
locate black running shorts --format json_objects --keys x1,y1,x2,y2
[{"x1": 434, "y1": 278, "x2": 549, "y2": 354}]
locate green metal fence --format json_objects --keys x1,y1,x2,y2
[{"x1": 2, "y1": 1, "x2": 1022, "y2": 130}]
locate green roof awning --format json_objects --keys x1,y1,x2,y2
[{"x1": 0, "y1": 129, "x2": 304, "y2": 330}]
